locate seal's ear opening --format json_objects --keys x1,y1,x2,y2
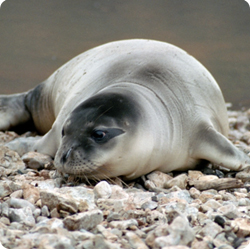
[{"x1": 91, "y1": 128, "x2": 124, "y2": 144}]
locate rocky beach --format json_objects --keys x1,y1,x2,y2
[{"x1": 1, "y1": 108, "x2": 250, "y2": 249}]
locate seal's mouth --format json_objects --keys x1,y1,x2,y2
[{"x1": 54, "y1": 150, "x2": 111, "y2": 180}]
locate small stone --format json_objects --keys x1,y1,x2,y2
[
  {"x1": 217, "y1": 203, "x2": 239, "y2": 219},
  {"x1": 231, "y1": 218, "x2": 250, "y2": 237},
  {"x1": 1, "y1": 201, "x2": 9, "y2": 217},
  {"x1": 111, "y1": 185, "x2": 129, "y2": 199},
  {"x1": 79, "y1": 234, "x2": 119, "y2": 249},
  {"x1": 50, "y1": 208, "x2": 60, "y2": 218},
  {"x1": 40, "y1": 190, "x2": 78, "y2": 213},
  {"x1": 0, "y1": 216, "x2": 10, "y2": 226},
  {"x1": 41, "y1": 205, "x2": 50, "y2": 217},
  {"x1": 146, "y1": 171, "x2": 172, "y2": 188},
  {"x1": 22, "y1": 151, "x2": 52, "y2": 170},
  {"x1": 9, "y1": 197, "x2": 36, "y2": 212},
  {"x1": 199, "y1": 192, "x2": 215, "y2": 203},
  {"x1": 147, "y1": 210, "x2": 168, "y2": 224},
  {"x1": 238, "y1": 198, "x2": 250, "y2": 206},
  {"x1": 197, "y1": 212, "x2": 209, "y2": 226},
  {"x1": 160, "y1": 190, "x2": 193, "y2": 204},
  {"x1": 96, "y1": 224, "x2": 118, "y2": 241},
  {"x1": 191, "y1": 238, "x2": 211, "y2": 249},
  {"x1": 78, "y1": 200, "x2": 89, "y2": 212},
  {"x1": 189, "y1": 187, "x2": 201, "y2": 199},
  {"x1": 200, "y1": 204, "x2": 213, "y2": 213},
  {"x1": 141, "y1": 201, "x2": 158, "y2": 210},
  {"x1": 9, "y1": 207, "x2": 35, "y2": 227},
  {"x1": 93, "y1": 181, "x2": 112, "y2": 199},
  {"x1": 57, "y1": 202, "x2": 77, "y2": 214},
  {"x1": 109, "y1": 219, "x2": 138, "y2": 230},
  {"x1": 165, "y1": 173, "x2": 188, "y2": 189},
  {"x1": 214, "y1": 215, "x2": 226, "y2": 228},
  {"x1": 236, "y1": 171, "x2": 250, "y2": 182},
  {"x1": 10, "y1": 189, "x2": 23, "y2": 199},
  {"x1": 199, "y1": 220, "x2": 222, "y2": 238},
  {"x1": 0, "y1": 146, "x2": 26, "y2": 176},
  {"x1": 107, "y1": 212, "x2": 121, "y2": 222},
  {"x1": 126, "y1": 231, "x2": 148, "y2": 249},
  {"x1": 33, "y1": 208, "x2": 41, "y2": 219},
  {"x1": 154, "y1": 216, "x2": 195, "y2": 247},
  {"x1": 188, "y1": 170, "x2": 204, "y2": 180},
  {"x1": 32, "y1": 218, "x2": 64, "y2": 234},
  {"x1": 234, "y1": 191, "x2": 247, "y2": 199},
  {"x1": 145, "y1": 224, "x2": 169, "y2": 247},
  {"x1": 0, "y1": 181, "x2": 12, "y2": 198},
  {"x1": 22, "y1": 183, "x2": 40, "y2": 204},
  {"x1": 63, "y1": 209, "x2": 103, "y2": 231},
  {"x1": 204, "y1": 199, "x2": 222, "y2": 210},
  {"x1": 241, "y1": 131, "x2": 250, "y2": 144}
]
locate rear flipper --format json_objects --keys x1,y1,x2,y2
[
  {"x1": 0, "y1": 93, "x2": 34, "y2": 133},
  {"x1": 193, "y1": 126, "x2": 250, "y2": 171}
]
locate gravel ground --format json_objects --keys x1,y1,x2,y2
[{"x1": 1, "y1": 108, "x2": 250, "y2": 249}]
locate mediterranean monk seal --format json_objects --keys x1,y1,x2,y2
[{"x1": 1, "y1": 39, "x2": 250, "y2": 180}]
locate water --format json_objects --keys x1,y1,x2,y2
[{"x1": 0, "y1": 0, "x2": 250, "y2": 109}]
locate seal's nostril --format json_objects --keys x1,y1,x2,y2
[{"x1": 61, "y1": 148, "x2": 73, "y2": 164}]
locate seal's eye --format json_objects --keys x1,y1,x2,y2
[
  {"x1": 62, "y1": 128, "x2": 65, "y2": 137},
  {"x1": 91, "y1": 128, "x2": 124, "y2": 144},
  {"x1": 91, "y1": 130, "x2": 107, "y2": 142}
]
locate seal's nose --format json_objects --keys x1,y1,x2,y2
[{"x1": 61, "y1": 147, "x2": 73, "y2": 164}]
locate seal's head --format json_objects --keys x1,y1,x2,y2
[{"x1": 54, "y1": 91, "x2": 144, "y2": 180}]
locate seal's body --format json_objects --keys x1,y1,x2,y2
[{"x1": 1, "y1": 39, "x2": 250, "y2": 180}]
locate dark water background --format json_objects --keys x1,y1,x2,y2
[{"x1": 0, "y1": 0, "x2": 250, "y2": 109}]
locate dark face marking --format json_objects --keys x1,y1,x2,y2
[{"x1": 55, "y1": 92, "x2": 140, "y2": 177}]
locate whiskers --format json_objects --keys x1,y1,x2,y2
[{"x1": 59, "y1": 167, "x2": 129, "y2": 189}]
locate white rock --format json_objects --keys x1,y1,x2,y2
[
  {"x1": 165, "y1": 173, "x2": 188, "y2": 189},
  {"x1": 231, "y1": 217, "x2": 250, "y2": 237},
  {"x1": 9, "y1": 197, "x2": 36, "y2": 212},
  {"x1": 93, "y1": 181, "x2": 112, "y2": 199},
  {"x1": 217, "y1": 203, "x2": 239, "y2": 219},
  {"x1": 126, "y1": 231, "x2": 148, "y2": 249},
  {"x1": 109, "y1": 219, "x2": 138, "y2": 230},
  {"x1": 154, "y1": 216, "x2": 194, "y2": 247},
  {"x1": 146, "y1": 171, "x2": 172, "y2": 188},
  {"x1": 9, "y1": 207, "x2": 35, "y2": 227},
  {"x1": 63, "y1": 209, "x2": 103, "y2": 231}
]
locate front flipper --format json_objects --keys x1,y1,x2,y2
[
  {"x1": 5, "y1": 136, "x2": 42, "y2": 156},
  {"x1": 192, "y1": 126, "x2": 250, "y2": 171}
]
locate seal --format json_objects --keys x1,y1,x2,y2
[{"x1": 1, "y1": 39, "x2": 250, "y2": 180}]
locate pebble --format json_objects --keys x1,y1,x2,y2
[
  {"x1": 1, "y1": 108, "x2": 250, "y2": 249},
  {"x1": 9, "y1": 207, "x2": 35, "y2": 227},
  {"x1": 217, "y1": 203, "x2": 239, "y2": 219},
  {"x1": 41, "y1": 205, "x2": 50, "y2": 217},
  {"x1": 164, "y1": 173, "x2": 188, "y2": 189},
  {"x1": 125, "y1": 231, "x2": 149, "y2": 249},
  {"x1": 93, "y1": 180, "x2": 112, "y2": 199},
  {"x1": 10, "y1": 189, "x2": 23, "y2": 199},
  {"x1": 146, "y1": 170, "x2": 172, "y2": 188},
  {"x1": 109, "y1": 219, "x2": 138, "y2": 230},
  {"x1": 22, "y1": 183, "x2": 40, "y2": 204},
  {"x1": 153, "y1": 216, "x2": 194, "y2": 248},
  {"x1": 231, "y1": 217, "x2": 250, "y2": 237},
  {"x1": 22, "y1": 151, "x2": 52, "y2": 170},
  {"x1": 63, "y1": 209, "x2": 103, "y2": 231}
]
